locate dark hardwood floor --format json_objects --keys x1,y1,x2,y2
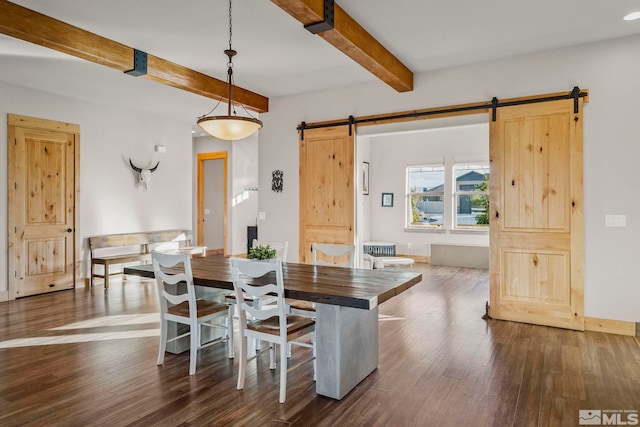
[{"x1": 0, "y1": 262, "x2": 638, "y2": 426}]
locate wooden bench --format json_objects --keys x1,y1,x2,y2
[{"x1": 89, "y1": 229, "x2": 206, "y2": 289}]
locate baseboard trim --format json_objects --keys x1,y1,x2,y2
[
  {"x1": 0, "y1": 291, "x2": 8, "y2": 302},
  {"x1": 396, "y1": 254, "x2": 430, "y2": 263},
  {"x1": 584, "y1": 316, "x2": 636, "y2": 336}
]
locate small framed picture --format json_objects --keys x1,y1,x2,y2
[
  {"x1": 382, "y1": 192, "x2": 394, "y2": 207},
  {"x1": 362, "y1": 162, "x2": 370, "y2": 195}
]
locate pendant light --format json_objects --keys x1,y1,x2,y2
[{"x1": 197, "y1": 0, "x2": 262, "y2": 141}]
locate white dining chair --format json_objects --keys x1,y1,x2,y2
[
  {"x1": 312, "y1": 243, "x2": 356, "y2": 268},
  {"x1": 152, "y1": 251, "x2": 234, "y2": 375},
  {"x1": 226, "y1": 240, "x2": 289, "y2": 351},
  {"x1": 286, "y1": 242, "x2": 357, "y2": 358},
  {"x1": 230, "y1": 257, "x2": 315, "y2": 403},
  {"x1": 289, "y1": 243, "x2": 356, "y2": 319}
]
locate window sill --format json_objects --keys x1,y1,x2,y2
[
  {"x1": 403, "y1": 227, "x2": 489, "y2": 235},
  {"x1": 404, "y1": 227, "x2": 446, "y2": 234},
  {"x1": 450, "y1": 228, "x2": 489, "y2": 235}
]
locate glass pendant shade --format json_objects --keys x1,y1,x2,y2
[{"x1": 197, "y1": 115, "x2": 262, "y2": 141}]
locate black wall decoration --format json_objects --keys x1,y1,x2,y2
[{"x1": 272, "y1": 169, "x2": 283, "y2": 192}]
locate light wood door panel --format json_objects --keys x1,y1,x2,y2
[
  {"x1": 299, "y1": 126, "x2": 354, "y2": 264},
  {"x1": 489, "y1": 99, "x2": 584, "y2": 330},
  {"x1": 8, "y1": 115, "x2": 79, "y2": 297}
]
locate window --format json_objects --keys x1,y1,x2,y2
[
  {"x1": 453, "y1": 163, "x2": 489, "y2": 228},
  {"x1": 407, "y1": 165, "x2": 445, "y2": 226},
  {"x1": 406, "y1": 162, "x2": 489, "y2": 231}
]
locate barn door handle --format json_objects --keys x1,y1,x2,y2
[{"x1": 66, "y1": 228, "x2": 73, "y2": 233}]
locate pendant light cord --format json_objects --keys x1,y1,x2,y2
[
  {"x1": 228, "y1": 0, "x2": 233, "y2": 51},
  {"x1": 197, "y1": 0, "x2": 261, "y2": 124},
  {"x1": 226, "y1": 0, "x2": 234, "y2": 116}
]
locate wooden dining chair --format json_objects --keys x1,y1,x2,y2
[
  {"x1": 230, "y1": 257, "x2": 315, "y2": 404},
  {"x1": 152, "y1": 251, "x2": 234, "y2": 375}
]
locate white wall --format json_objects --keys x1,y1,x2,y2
[
  {"x1": 230, "y1": 135, "x2": 259, "y2": 255},
  {"x1": 0, "y1": 81, "x2": 193, "y2": 291},
  {"x1": 366, "y1": 123, "x2": 489, "y2": 258},
  {"x1": 258, "y1": 34, "x2": 640, "y2": 322}
]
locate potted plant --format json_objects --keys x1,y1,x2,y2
[{"x1": 248, "y1": 245, "x2": 277, "y2": 260}]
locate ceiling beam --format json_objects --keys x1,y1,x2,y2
[
  {"x1": 0, "y1": 0, "x2": 269, "y2": 113},
  {"x1": 272, "y1": 0, "x2": 413, "y2": 92}
]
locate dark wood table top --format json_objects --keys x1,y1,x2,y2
[{"x1": 124, "y1": 255, "x2": 422, "y2": 310}]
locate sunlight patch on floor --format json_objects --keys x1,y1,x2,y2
[
  {"x1": 0, "y1": 329, "x2": 160, "y2": 349},
  {"x1": 50, "y1": 313, "x2": 159, "y2": 330},
  {"x1": 378, "y1": 314, "x2": 407, "y2": 322}
]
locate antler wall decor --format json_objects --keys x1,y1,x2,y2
[{"x1": 129, "y1": 159, "x2": 159, "y2": 192}]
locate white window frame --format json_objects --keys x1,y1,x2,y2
[
  {"x1": 406, "y1": 164, "x2": 445, "y2": 229},
  {"x1": 452, "y1": 163, "x2": 490, "y2": 230},
  {"x1": 405, "y1": 160, "x2": 489, "y2": 233}
]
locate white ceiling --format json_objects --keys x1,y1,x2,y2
[{"x1": 1, "y1": 0, "x2": 640, "y2": 125}]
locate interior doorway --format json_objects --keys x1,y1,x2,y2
[
  {"x1": 7, "y1": 114, "x2": 80, "y2": 298},
  {"x1": 197, "y1": 152, "x2": 228, "y2": 256}
]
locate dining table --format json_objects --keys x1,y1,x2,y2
[{"x1": 124, "y1": 255, "x2": 422, "y2": 400}]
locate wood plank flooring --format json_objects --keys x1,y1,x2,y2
[{"x1": 0, "y1": 262, "x2": 638, "y2": 426}]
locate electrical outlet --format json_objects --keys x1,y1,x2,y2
[{"x1": 407, "y1": 243, "x2": 412, "y2": 249}]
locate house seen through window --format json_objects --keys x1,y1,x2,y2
[{"x1": 407, "y1": 162, "x2": 489, "y2": 230}]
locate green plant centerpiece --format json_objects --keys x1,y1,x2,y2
[{"x1": 248, "y1": 245, "x2": 277, "y2": 260}]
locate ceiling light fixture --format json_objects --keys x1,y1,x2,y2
[
  {"x1": 197, "y1": 0, "x2": 262, "y2": 141},
  {"x1": 623, "y1": 11, "x2": 640, "y2": 21}
]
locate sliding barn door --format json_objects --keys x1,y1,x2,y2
[
  {"x1": 489, "y1": 98, "x2": 584, "y2": 330},
  {"x1": 299, "y1": 125, "x2": 354, "y2": 264}
]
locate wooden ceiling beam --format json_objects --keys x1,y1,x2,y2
[
  {"x1": 272, "y1": 0, "x2": 413, "y2": 92},
  {"x1": 0, "y1": 0, "x2": 269, "y2": 113}
]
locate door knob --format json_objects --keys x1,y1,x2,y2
[{"x1": 67, "y1": 228, "x2": 73, "y2": 233}]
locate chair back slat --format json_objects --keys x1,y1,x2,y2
[
  {"x1": 163, "y1": 291, "x2": 189, "y2": 306},
  {"x1": 230, "y1": 258, "x2": 287, "y2": 329},
  {"x1": 242, "y1": 304, "x2": 280, "y2": 321},
  {"x1": 152, "y1": 251, "x2": 196, "y2": 316},
  {"x1": 312, "y1": 243, "x2": 355, "y2": 268}
]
